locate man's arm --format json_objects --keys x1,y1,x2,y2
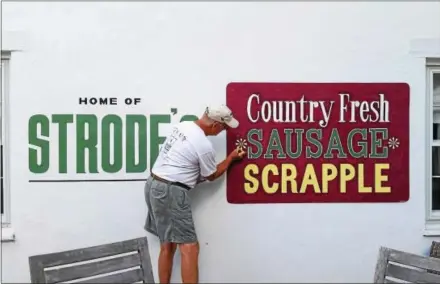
[
  {"x1": 198, "y1": 148, "x2": 246, "y2": 183},
  {"x1": 204, "y1": 155, "x2": 235, "y2": 181},
  {"x1": 204, "y1": 148, "x2": 246, "y2": 181}
]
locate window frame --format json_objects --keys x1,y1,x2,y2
[
  {"x1": 426, "y1": 58, "x2": 440, "y2": 230},
  {"x1": 1, "y1": 52, "x2": 11, "y2": 226}
]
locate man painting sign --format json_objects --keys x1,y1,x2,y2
[{"x1": 144, "y1": 105, "x2": 245, "y2": 283}]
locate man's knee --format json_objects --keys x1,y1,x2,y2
[
  {"x1": 160, "y1": 242, "x2": 177, "y2": 255},
  {"x1": 179, "y1": 242, "x2": 199, "y2": 257}
]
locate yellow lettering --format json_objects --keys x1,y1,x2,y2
[
  {"x1": 375, "y1": 163, "x2": 390, "y2": 193},
  {"x1": 322, "y1": 164, "x2": 337, "y2": 193},
  {"x1": 358, "y1": 164, "x2": 372, "y2": 193},
  {"x1": 281, "y1": 164, "x2": 297, "y2": 193},
  {"x1": 300, "y1": 164, "x2": 320, "y2": 193},
  {"x1": 244, "y1": 164, "x2": 259, "y2": 194},
  {"x1": 262, "y1": 164, "x2": 279, "y2": 194},
  {"x1": 243, "y1": 163, "x2": 390, "y2": 196},
  {"x1": 340, "y1": 164, "x2": 355, "y2": 193}
]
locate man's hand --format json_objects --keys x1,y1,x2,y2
[
  {"x1": 229, "y1": 147, "x2": 246, "y2": 160},
  {"x1": 205, "y1": 147, "x2": 247, "y2": 181}
]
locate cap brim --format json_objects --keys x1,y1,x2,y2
[{"x1": 225, "y1": 117, "x2": 239, "y2": 129}]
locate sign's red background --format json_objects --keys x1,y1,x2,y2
[{"x1": 226, "y1": 83, "x2": 410, "y2": 204}]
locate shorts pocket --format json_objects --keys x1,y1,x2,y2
[
  {"x1": 176, "y1": 190, "x2": 190, "y2": 211},
  {"x1": 151, "y1": 183, "x2": 168, "y2": 199}
]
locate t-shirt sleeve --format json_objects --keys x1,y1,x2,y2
[{"x1": 199, "y1": 151, "x2": 217, "y2": 178}]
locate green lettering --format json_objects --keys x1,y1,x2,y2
[
  {"x1": 347, "y1": 128, "x2": 368, "y2": 158},
  {"x1": 28, "y1": 115, "x2": 50, "y2": 174},
  {"x1": 324, "y1": 128, "x2": 347, "y2": 158},
  {"x1": 247, "y1": 129, "x2": 263, "y2": 159},
  {"x1": 370, "y1": 128, "x2": 388, "y2": 158},
  {"x1": 126, "y1": 115, "x2": 147, "y2": 173},
  {"x1": 101, "y1": 115, "x2": 123, "y2": 173},
  {"x1": 52, "y1": 114, "x2": 73, "y2": 173},
  {"x1": 150, "y1": 115, "x2": 171, "y2": 167},
  {"x1": 76, "y1": 115, "x2": 98, "y2": 173},
  {"x1": 180, "y1": 115, "x2": 198, "y2": 122},
  {"x1": 305, "y1": 129, "x2": 323, "y2": 158},
  {"x1": 285, "y1": 129, "x2": 304, "y2": 159},
  {"x1": 264, "y1": 129, "x2": 286, "y2": 159}
]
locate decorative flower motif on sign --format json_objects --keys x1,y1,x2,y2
[
  {"x1": 388, "y1": 137, "x2": 400, "y2": 149},
  {"x1": 235, "y1": 138, "x2": 248, "y2": 150}
]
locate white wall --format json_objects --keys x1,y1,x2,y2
[{"x1": 2, "y1": 2, "x2": 440, "y2": 282}]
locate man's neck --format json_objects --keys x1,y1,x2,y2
[{"x1": 194, "y1": 120, "x2": 210, "y2": 136}]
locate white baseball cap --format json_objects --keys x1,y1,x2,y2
[{"x1": 205, "y1": 105, "x2": 239, "y2": 128}]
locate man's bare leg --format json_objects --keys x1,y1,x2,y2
[
  {"x1": 179, "y1": 242, "x2": 200, "y2": 284},
  {"x1": 158, "y1": 242, "x2": 177, "y2": 284}
]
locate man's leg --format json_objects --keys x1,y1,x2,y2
[
  {"x1": 145, "y1": 179, "x2": 176, "y2": 283},
  {"x1": 163, "y1": 184, "x2": 198, "y2": 283},
  {"x1": 179, "y1": 242, "x2": 199, "y2": 284},
  {"x1": 158, "y1": 242, "x2": 177, "y2": 283}
]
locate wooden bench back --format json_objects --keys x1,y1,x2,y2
[
  {"x1": 29, "y1": 237, "x2": 155, "y2": 283},
  {"x1": 374, "y1": 246, "x2": 440, "y2": 283}
]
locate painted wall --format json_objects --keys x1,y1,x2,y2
[{"x1": 2, "y1": 2, "x2": 440, "y2": 282}]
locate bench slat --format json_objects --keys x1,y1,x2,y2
[
  {"x1": 138, "y1": 238, "x2": 155, "y2": 283},
  {"x1": 45, "y1": 253, "x2": 141, "y2": 283},
  {"x1": 29, "y1": 238, "x2": 141, "y2": 268},
  {"x1": 386, "y1": 262, "x2": 440, "y2": 283},
  {"x1": 388, "y1": 248, "x2": 440, "y2": 272},
  {"x1": 75, "y1": 268, "x2": 143, "y2": 284},
  {"x1": 383, "y1": 278, "x2": 400, "y2": 284},
  {"x1": 374, "y1": 247, "x2": 390, "y2": 283}
]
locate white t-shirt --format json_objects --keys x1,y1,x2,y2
[{"x1": 151, "y1": 121, "x2": 218, "y2": 189}]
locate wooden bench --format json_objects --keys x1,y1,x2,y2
[
  {"x1": 29, "y1": 237, "x2": 155, "y2": 283},
  {"x1": 374, "y1": 246, "x2": 440, "y2": 283}
]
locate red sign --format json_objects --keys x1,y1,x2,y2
[{"x1": 226, "y1": 83, "x2": 410, "y2": 204}]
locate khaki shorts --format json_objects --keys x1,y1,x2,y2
[{"x1": 144, "y1": 176, "x2": 197, "y2": 244}]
